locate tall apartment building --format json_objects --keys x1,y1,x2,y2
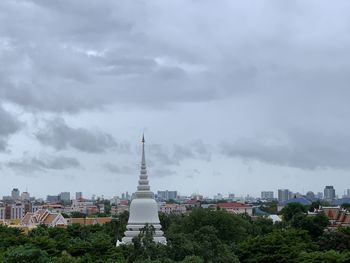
[
  {"x1": 346, "y1": 189, "x2": 350, "y2": 198},
  {"x1": 261, "y1": 191, "x2": 274, "y2": 200},
  {"x1": 60, "y1": 192, "x2": 71, "y2": 203},
  {"x1": 21, "y1": 192, "x2": 30, "y2": 201},
  {"x1": 47, "y1": 195, "x2": 60, "y2": 203},
  {"x1": 157, "y1": 190, "x2": 178, "y2": 201},
  {"x1": 10, "y1": 203, "x2": 25, "y2": 219},
  {"x1": 11, "y1": 188, "x2": 20, "y2": 200},
  {"x1": 0, "y1": 205, "x2": 5, "y2": 220},
  {"x1": 278, "y1": 189, "x2": 291, "y2": 203},
  {"x1": 324, "y1": 186, "x2": 336, "y2": 201},
  {"x1": 76, "y1": 192, "x2": 83, "y2": 200}
]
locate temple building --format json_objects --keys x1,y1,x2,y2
[{"x1": 121, "y1": 136, "x2": 166, "y2": 244}]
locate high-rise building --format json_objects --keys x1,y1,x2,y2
[
  {"x1": 60, "y1": 192, "x2": 70, "y2": 202},
  {"x1": 157, "y1": 190, "x2": 178, "y2": 201},
  {"x1": 346, "y1": 189, "x2": 350, "y2": 198},
  {"x1": 121, "y1": 136, "x2": 166, "y2": 245},
  {"x1": 75, "y1": 192, "x2": 82, "y2": 200},
  {"x1": 228, "y1": 193, "x2": 235, "y2": 200},
  {"x1": 47, "y1": 195, "x2": 60, "y2": 203},
  {"x1": 324, "y1": 186, "x2": 336, "y2": 201},
  {"x1": 305, "y1": 191, "x2": 315, "y2": 201},
  {"x1": 278, "y1": 189, "x2": 290, "y2": 203},
  {"x1": 261, "y1": 191, "x2": 274, "y2": 200},
  {"x1": 11, "y1": 188, "x2": 20, "y2": 200},
  {"x1": 316, "y1": 192, "x2": 323, "y2": 200},
  {"x1": 21, "y1": 191, "x2": 30, "y2": 201}
]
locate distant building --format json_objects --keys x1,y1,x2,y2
[
  {"x1": 278, "y1": 189, "x2": 290, "y2": 203},
  {"x1": 59, "y1": 192, "x2": 70, "y2": 203},
  {"x1": 111, "y1": 205, "x2": 129, "y2": 216},
  {"x1": 324, "y1": 186, "x2": 336, "y2": 202},
  {"x1": 190, "y1": 193, "x2": 203, "y2": 201},
  {"x1": 11, "y1": 188, "x2": 20, "y2": 200},
  {"x1": 306, "y1": 191, "x2": 315, "y2": 201},
  {"x1": 21, "y1": 192, "x2": 30, "y2": 201},
  {"x1": 217, "y1": 202, "x2": 253, "y2": 216},
  {"x1": 2, "y1": 196, "x2": 12, "y2": 201},
  {"x1": 47, "y1": 195, "x2": 60, "y2": 203},
  {"x1": 71, "y1": 199, "x2": 96, "y2": 214},
  {"x1": 228, "y1": 193, "x2": 235, "y2": 200},
  {"x1": 10, "y1": 203, "x2": 25, "y2": 219},
  {"x1": 110, "y1": 196, "x2": 120, "y2": 205},
  {"x1": 261, "y1": 191, "x2": 274, "y2": 200},
  {"x1": 0, "y1": 205, "x2": 5, "y2": 220},
  {"x1": 278, "y1": 197, "x2": 312, "y2": 212},
  {"x1": 316, "y1": 192, "x2": 324, "y2": 200},
  {"x1": 75, "y1": 192, "x2": 82, "y2": 200},
  {"x1": 346, "y1": 189, "x2": 350, "y2": 198},
  {"x1": 214, "y1": 193, "x2": 224, "y2": 200},
  {"x1": 157, "y1": 190, "x2": 178, "y2": 201},
  {"x1": 160, "y1": 204, "x2": 186, "y2": 215}
]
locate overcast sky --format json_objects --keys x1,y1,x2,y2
[{"x1": 0, "y1": 0, "x2": 350, "y2": 199}]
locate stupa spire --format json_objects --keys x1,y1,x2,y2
[{"x1": 135, "y1": 134, "x2": 153, "y2": 198}]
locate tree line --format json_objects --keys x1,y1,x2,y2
[{"x1": 0, "y1": 203, "x2": 349, "y2": 262}]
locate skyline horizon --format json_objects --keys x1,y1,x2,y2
[{"x1": 1, "y1": 1, "x2": 350, "y2": 198}]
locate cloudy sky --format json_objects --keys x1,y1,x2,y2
[{"x1": 0, "y1": 0, "x2": 349, "y2": 199}]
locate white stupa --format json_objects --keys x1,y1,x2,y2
[{"x1": 121, "y1": 135, "x2": 167, "y2": 244}]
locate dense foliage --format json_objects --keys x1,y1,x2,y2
[{"x1": 0, "y1": 205, "x2": 349, "y2": 262}]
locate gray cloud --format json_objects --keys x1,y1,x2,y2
[
  {"x1": 149, "y1": 141, "x2": 211, "y2": 166},
  {"x1": 221, "y1": 130, "x2": 350, "y2": 170},
  {"x1": 0, "y1": 0, "x2": 350, "y2": 195},
  {"x1": 0, "y1": 106, "x2": 22, "y2": 151},
  {"x1": 104, "y1": 163, "x2": 133, "y2": 175},
  {"x1": 7, "y1": 154, "x2": 80, "y2": 173},
  {"x1": 152, "y1": 168, "x2": 177, "y2": 178},
  {"x1": 35, "y1": 118, "x2": 127, "y2": 153}
]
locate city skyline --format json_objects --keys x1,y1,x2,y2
[
  {"x1": 1, "y1": 1, "x2": 350, "y2": 197},
  {"x1": 2, "y1": 185, "x2": 350, "y2": 202}
]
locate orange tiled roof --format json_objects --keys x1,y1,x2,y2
[
  {"x1": 22, "y1": 213, "x2": 34, "y2": 225},
  {"x1": 42, "y1": 214, "x2": 58, "y2": 225}
]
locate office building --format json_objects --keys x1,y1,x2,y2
[
  {"x1": 11, "y1": 188, "x2": 20, "y2": 200},
  {"x1": 59, "y1": 192, "x2": 70, "y2": 203},
  {"x1": 157, "y1": 190, "x2": 178, "y2": 201},
  {"x1": 278, "y1": 189, "x2": 290, "y2": 203},
  {"x1": 75, "y1": 192, "x2": 82, "y2": 200},
  {"x1": 324, "y1": 186, "x2": 336, "y2": 201},
  {"x1": 261, "y1": 191, "x2": 274, "y2": 200}
]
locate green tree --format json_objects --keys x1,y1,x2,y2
[
  {"x1": 237, "y1": 229, "x2": 316, "y2": 263},
  {"x1": 280, "y1": 203, "x2": 307, "y2": 222},
  {"x1": 4, "y1": 245, "x2": 48, "y2": 263},
  {"x1": 290, "y1": 213, "x2": 329, "y2": 239},
  {"x1": 319, "y1": 228, "x2": 350, "y2": 251},
  {"x1": 298, "y1": 250, "x2": 350, "y2": 263}
]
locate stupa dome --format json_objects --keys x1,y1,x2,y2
[{"x1": 128, "y1": 198, "x2": 160, "y2": 224}]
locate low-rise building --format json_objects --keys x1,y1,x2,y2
[
  {"x1": 111, "y1": 205, "x2": 129, "y2": 215},
  {"x1": 71, "y1": 199, "x2": 95, "y2": 214},
  {"x1": 160, "y1": 204, "x2": 186, "y2": 214},
  {"x1": 217, "y1": 202, "x2": 253, "y2": 216}
]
